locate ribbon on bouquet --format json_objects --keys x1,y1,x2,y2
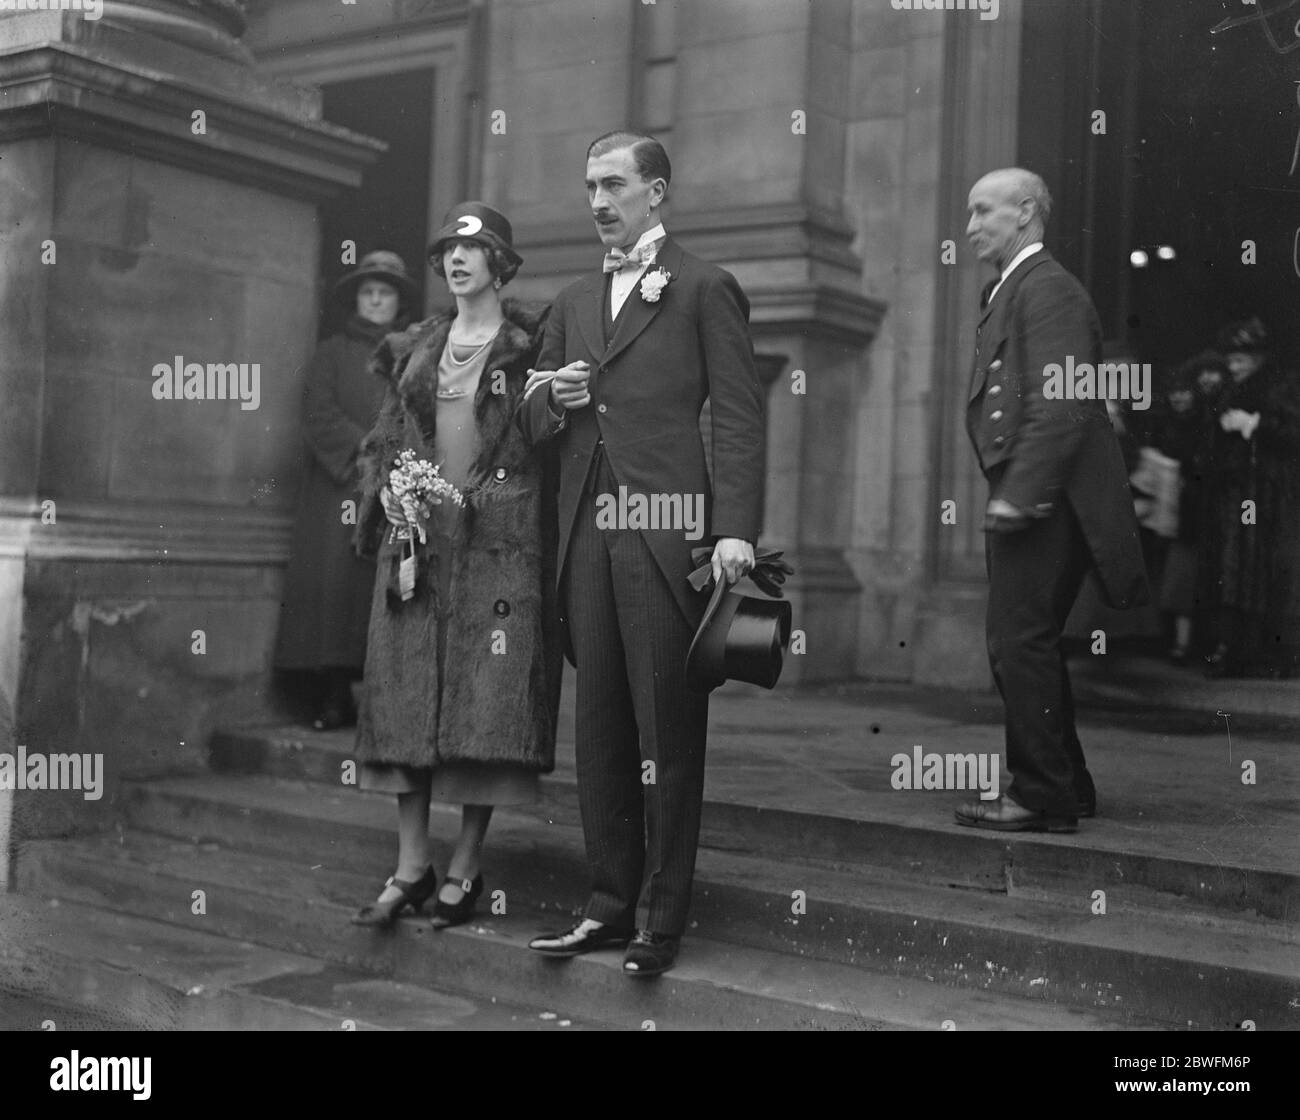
[{"x1": 384, "y1": 524, "x2": 421, "y2": 606}]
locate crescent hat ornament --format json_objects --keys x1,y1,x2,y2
[{"x1": 427, "y1": 201, "x2": 523, "y2": 269}]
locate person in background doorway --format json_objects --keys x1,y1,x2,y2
[
  {"x1": 275, "y1": 251, "x2": 417, "y2": 730},
  {"x1": 1203, "y1": 319, "x2": 1300, "y2": 678},
  {"x1": 1144, "y1": 362, "x2": 1207, "y2": 663},
  {"x1": 1166, "y1": 351, "x2": 1230, "y2": 665}
]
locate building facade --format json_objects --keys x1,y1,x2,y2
[{"x1": 2, "y1": 0, "x2": 1293, "y2": 857}]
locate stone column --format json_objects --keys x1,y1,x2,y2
[
  {"x1": 910, "y1": 2, "x2": 1024, "y2": 688},
  {"x1": 0, "y1": 0, "x2": 381, "y2": 873}
]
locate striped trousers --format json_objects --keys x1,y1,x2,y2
[{"x1": 564, "y1": 447, "x2": 709, "y2": 936}]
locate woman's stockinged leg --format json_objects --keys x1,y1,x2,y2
[
  {"x1": 375, "y1": 781, "x2": 433, "y2": 905},
  {"x1": 440, "y1": 804, "x2": 493, "y2": 903}
]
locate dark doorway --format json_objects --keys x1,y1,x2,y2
[
  {"x1": 1130, "y1": 0, "x2": 1300, "y2": 370},
  {"x1": 317, "y1": 69, "x2": 435, "y2": 336},
  {"x1": 1017, "y1": 0, "x2": 1299, "y2": 371}
]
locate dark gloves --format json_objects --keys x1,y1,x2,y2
[{"x1": 687, "y1": 546, "x2": 794, "y2": 597}]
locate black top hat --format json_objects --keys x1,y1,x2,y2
[
  {"x1": 428, "y1": 201, "x2": 523, "y2": 268},
  {"x1": 685, "y1": 549, "x2": 794, "y2": 694},
  {"x1": 333, "y1": 250, "x2": 417, "y2": 305}
]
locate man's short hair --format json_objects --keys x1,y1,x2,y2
[{"x1": 587, "y1": 130, "x2": 672, "y2": 190}]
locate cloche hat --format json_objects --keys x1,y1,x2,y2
[{"x1": 428, "y1": 201, "x2": 523, "y2": 269}]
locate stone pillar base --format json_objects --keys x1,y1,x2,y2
[
  {"x1": 0, "y1": 11, "x2": 378, "y2": 849},
  {"x1": 911, "y1": 582, "x2": 992, "y2": 690}
]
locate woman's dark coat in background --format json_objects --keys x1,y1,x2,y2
[
  {"x1": 353, "y1": 298, "x2": 561, "y2": 772},
  {"x1": 1204, "y1": 362, "x2": 1300, "y2": 664},
  {"x1": 275, "y1": 315, "x2": 391, "y2": 671}
]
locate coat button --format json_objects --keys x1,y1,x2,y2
[
  {"x1": 493, "y1": 599, "x2": 510, "y2": 617},
  {"x1": 597, "y1": 403, "x2": 607, "y2": 414},
  {"x1": 494, "y1": 466, "x2": 508, "y2": 482},
  {"x1": 991, "y1": 410, "x2": 1003, "y2": 421},
  {"x1": 993, "y1": 435, "x2": 1006, "y2": 446},
  {"x1": 988, "y1": 384, "x2": 1002, "y2": 396},
  {"x1": 989, "y1": 359, "x2": 1002, "y2": 371}
]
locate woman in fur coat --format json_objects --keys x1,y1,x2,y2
[{"x1": 350, "y1": 203, "x2": 561, "y2": 930}]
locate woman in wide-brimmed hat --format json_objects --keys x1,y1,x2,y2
[
  {"x1": 350, "y1": 203, "x2": 561, "y2": 930},
  {"x1": 1203, "y1": 318, "x2": 1300, "y2": 677},
  {"x1": 275, "y1": 251, "x2": 418, "y2": 729}
]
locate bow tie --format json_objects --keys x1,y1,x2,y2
[{"x1": 602, "y1": 244, "x2": 657, "y2": 274}]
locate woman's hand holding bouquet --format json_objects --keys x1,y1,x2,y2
[
  {"x1": 382, "y1": 449, "x2": 465, "y2": 600},
  {"x1": 384, "y1": 449, "x2": 464, "y2": 543}
]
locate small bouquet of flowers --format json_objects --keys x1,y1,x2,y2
[{"x1": 387, "y1": 449, "x2": 465, "y2": 601}]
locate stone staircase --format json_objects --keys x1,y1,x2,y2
[{"x1": 4, "y1": 721, "x2": 1297, "y2": 1031}]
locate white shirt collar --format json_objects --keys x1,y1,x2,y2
[
  {"x1": 627, "y1": 222, "x2": 666, "y2": 257},
  {"x1": 999, "y1": 241, "x2": 1043, "y2": 284}
]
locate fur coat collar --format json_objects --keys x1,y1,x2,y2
[{"x1": 367, "y1": 296, "x2": 549, "y2": 487}]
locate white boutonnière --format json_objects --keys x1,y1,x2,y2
[{"x1": 639, "y1": 266, "x2": 672, "y2": 304}]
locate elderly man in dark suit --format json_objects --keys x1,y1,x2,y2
[
  {"x1": 518, "y1": 131, "x2": 765, "y2": 975},
  {"x1": 956, "y1": 168, "x2": 1148, "y2": 833}
]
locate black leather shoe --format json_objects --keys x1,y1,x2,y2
[
  {"x1": 429, "y1": 873, "x2": 483, "y2": 930},
  {"x1": 351, "y1": 866, "x2": 438, "y2": 927},
  {"x1": 529, "y1": 919, "x2": 634, "y2": 957},
  {"x1": 1075, "y1": 793, "x2": 1097, "y2": 819},
  {"x1": 623, "y1": 930, "x2": 679, "y2": 977},
  {"x1": 954, "y1": 794, "x2": 1077, "y2": 833}
]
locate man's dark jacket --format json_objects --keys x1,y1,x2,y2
[
  {"x1": 517, "y1": 236, "x2": 765, "y2": 642},
  {"x1": 965, "y1": 249, "x2": 1148, "y2": 609}
]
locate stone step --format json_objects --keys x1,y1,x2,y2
[
  {"x1": 0, "y1": 894, "x2": 601, "y2": 1032},
  {"x1": 14, "y1": 832, "x2": 1163, "y2": 1032},
  {"x1": 0, "y1": 991, "x2": 136, "y2": 1032},
  {"x1": 108, "y1": 774, "x2": 1300, "y2": 1027},
  {"x1": 210, "y1": 725, "x2": 1299, "y2": 922}
]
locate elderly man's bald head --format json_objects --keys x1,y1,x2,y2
[
  {"x1": 975, "y1": 168, "x2": 1052, "y2": 227},
  {"x1": 966, "y1": 168, "x2": 1053, "y2": 269}
]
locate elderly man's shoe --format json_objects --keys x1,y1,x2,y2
[
  {"x1": 622, "y1": 930, "x2": 679, "y2": 977},
  {"x1": 955, "y1": 794, "x2": 1077, "y2": 833}
]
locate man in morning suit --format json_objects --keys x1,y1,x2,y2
[
  {"x1": 955, "y1": 168, "x2": 1148, "y2": 833},
  {"x1": 519, "y1": 131, "x2": 765, "y2": 975}
]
